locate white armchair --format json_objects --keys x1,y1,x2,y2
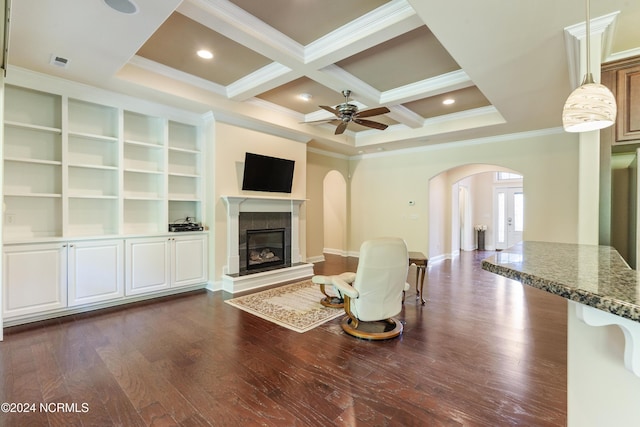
[{"x1": 332, "y1": 237, "x2": 410, "y2": 340}]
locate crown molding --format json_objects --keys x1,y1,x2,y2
[{"x1": 564, "y1": 11, "x2": 619, "y2": 88}]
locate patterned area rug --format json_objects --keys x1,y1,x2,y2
[{"x1": 225, "y1": 280, "x2": 344, "y2": 333}]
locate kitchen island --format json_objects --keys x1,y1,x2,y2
[{"x1": 482, "y1": 241, "x2": 640, "y2": 426}]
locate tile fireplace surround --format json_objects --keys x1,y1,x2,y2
[{"x1": 221, "y1": 196, "x2": 314, "y2": 293}]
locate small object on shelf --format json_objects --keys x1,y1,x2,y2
[{"x1": 168, "y1": 217, "x2": 204, "y2": 232}]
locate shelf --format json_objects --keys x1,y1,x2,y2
[
  {"x1": 5, "y1": 125, "x2": 61, "y2": 163},
  {"x1": 124, "y1": 168, "x2": 164, "y2": 175},
  {"x1": 168, "y1": 172, "x2": 200, "y2": 178},
  {"x1": 68, "y1": 98, "x2": 118, "y2": 138},
  {"x1": 168, "y1": 121, "x2": 199, "y2": 152},
  {"x1": 169, "y1": 146, "x2": 200, "y2": 154},
  {"x1": 5, "y1": 120, "x2": 62, "y2": 134},
  {"x1": 124, "y1": 139, "x2": 164, "y2": 149},
  {"x1": 123, "y1": 195, "x2": 164, "y2": 201},
  {"x1": 169, "y1": 196, "x2": 200, "y2": 202},
  {"x1": 68, "y1": 194, "x2": 119, "y2": 200},
  {"x1": 68, "y1": 163, "x2": 118, "y2": 171},
  {"x1": 5, "y1": 85, "x2": 62, "y2": 129},
  {"x1": 68, "y1": 198, "x2": 118, "y2": 237},
  {"x1": 68, "y1": 130, "x2": 118, "y2": 143},
  {"x1": 5, "y1": 157, "x2": 62, "y2": 166},
  {"x1": 124, "y1": 111, "x2": 164, "y2": 145},
  {"x1": 69, "y1": 133, "x2": 118, "y2": 168},
  {"x1": 4, "y1": 192, "x2": 62, "y2": 198},
  {"x1": 5, "y1": 161, "x2": 61, "y2": 195}
]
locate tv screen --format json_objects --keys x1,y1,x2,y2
[{"x1": 242, "y1": 152, "x2": 295, "y2": 193}]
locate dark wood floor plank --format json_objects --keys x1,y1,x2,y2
[{"x1": 0, "y1": 251, "x2": 567, "y2": 426}]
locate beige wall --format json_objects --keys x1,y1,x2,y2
[
  {"x1": 305, "y1": 150, "x2": 349, "y2": 260},
  {"x1": 348, "y1": 131, "x2": 581, "y2": 255},
  {"x1": 213, "y1": 121, "x2": 308, "y2": 281}
]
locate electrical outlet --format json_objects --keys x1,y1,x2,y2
[{"x1": 5, "y1": 214, "x2": 15, "y2": 224}]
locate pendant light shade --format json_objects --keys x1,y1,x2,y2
[
  {"x1": 562, "y1": 73, "x2": 617, "y2": 132},
  {"x1": 561, "y1": 0, "x2": 617, "y2": 133}
]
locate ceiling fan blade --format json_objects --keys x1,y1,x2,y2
[
  {"x1": 353, "y1": 118, "x2": 388, "y2": 130},
  {"x1": 335, "y1": 121, "x2": 348, "y2": 135},
  {"x1": 355, "y1": 106, "x2": 390, "y2": 118},
  {"x1": 300, "y1": 118, "x2": 334, "y2": 125},
  {"x1": 319, "y1": 105, "x2": 339, "y2": 116}
]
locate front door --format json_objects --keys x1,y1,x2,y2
[{"x1": 495, "y1": 187, "x2": 523, "y2": 250}]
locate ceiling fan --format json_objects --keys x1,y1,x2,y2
[{"x1": 304, "y1": 90, "x2": 390, "y2": 135}]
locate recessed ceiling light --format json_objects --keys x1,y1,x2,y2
[
  {"x1": 197, "y1": 50, "x2": 213, "y2": 59},
  {"x1": 104, "y1": 0, "x2": 138, "y2": 14},
  {"x1": 443, "y1": 98, "x2": 455, "y2": 105},
  {"x1": 298, "y1": 93, "x2": 312, "y2": 101}
]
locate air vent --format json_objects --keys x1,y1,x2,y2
[{"x1": 50, "y1": 55, "x2": 70, "y2": 69}]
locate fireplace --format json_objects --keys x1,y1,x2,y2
[
  {"x1": 246, "y1": 228, "x2": 286, "y2": 271},
  {"x1": 239, "y1": 211, "x2": 291, "y2": 275},
  {"x1": 221, "y1": 195, "x2": 314, "y2": 293}
]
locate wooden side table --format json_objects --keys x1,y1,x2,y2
[{"x1": 408, "y1": 252, "x2": 428, "y2": 305}]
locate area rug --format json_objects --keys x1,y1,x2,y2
[{"x1": 225, "y1": 280, "x2": 344, "y2": 333}]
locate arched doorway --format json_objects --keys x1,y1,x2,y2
[{"x1": 428, "y1": 164, "x2": 523, "y2": 261}]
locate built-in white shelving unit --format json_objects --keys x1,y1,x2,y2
[
  {"x1": 3, "y1": 84, "x2": 204, "y2": 241},
  {"x1": 2, "y1": 77, "x2": 208, "y2": 325}
]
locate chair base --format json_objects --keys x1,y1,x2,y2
[
  {"x1": 340, "y1": 316, "x2": 403, "y2": 340},
  {"x1": 320, "y1": 296, "x2": 344, "y2": 308}
]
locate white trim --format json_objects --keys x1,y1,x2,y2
[
  {"x1": 306, "y1": 255, "x2": 325, "y2": 263},
  {"x1": 323, "y1": 247, "x2": 348, "y2": 257}
]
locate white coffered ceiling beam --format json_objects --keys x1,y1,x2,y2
[{"x1": 178, "y1": 0, "x2": 421, "y2": 102}]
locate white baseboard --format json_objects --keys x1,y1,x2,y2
[
  {"x1": 323, "y1": 247, "x2": 348, "y2": 257},
  {"x1": 306, "y1": 255, "x2": 325, "y2": 263}
]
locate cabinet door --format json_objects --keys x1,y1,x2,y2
[
  {"x1": 616, "y1": 65, "x2": 640, "y2": 141},
  {"x1": 3, "y1": 243, "x2": 67, "y2": 319},
  {"x1": 125, "y1": 237, "x2": 170, "y2": 296},
  {"x1": 171, "y1": 234, "x2": 207, "y2": 288},
  {"x1": 68, "y1": 240, "x2": 124, "y2": 307}
]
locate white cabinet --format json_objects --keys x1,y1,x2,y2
[
  {"x1": 3, "y1": 240, "x2": 125, "y2": 320},
  {"x1": 3, "y1": 243, "x2": 67, "y2": 318},
  {"x1": 126, "y1": 234, "x2": 207, "y2": 296},
  {"x1": 2, "y1": 76, "x2": 209, "y2": 325},
  {"x1": 125, "y1": 237, "x2": 171, "y2": 296},
  {"x1": 171, "y1": 234, "x2": 207, "y2": 287},
  {"x1": 67, "y1": 240, "x2": 124, "y2": 307}
]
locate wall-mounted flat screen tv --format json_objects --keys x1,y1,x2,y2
[{"x1": 242, "y1": 152, "x2": 295, "y2": 193}]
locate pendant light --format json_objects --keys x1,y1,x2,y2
[{"x1": 562, "y1": 0, "x2": 617, "y2": 132}]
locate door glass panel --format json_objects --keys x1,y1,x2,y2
[
  {"x1": 514, "y1": 192, "x2": 524, "y2": 232},
  {"x1": 498, "y1": 192, "x2": 505, "y2": 243}
]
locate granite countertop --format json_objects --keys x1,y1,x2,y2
[{"x1": 481, "y1": 241, "x2": 640, "y2": 323}]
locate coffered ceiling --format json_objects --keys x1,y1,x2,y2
[{"x1": 7, "y1": 0, "x2": 640, "y2": 156}]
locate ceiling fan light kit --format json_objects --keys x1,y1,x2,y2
[{"x1": 562, "y1": 0, "x2": 617, "y2": 132}]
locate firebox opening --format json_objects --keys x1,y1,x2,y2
[{"x1": 246, "y1": 228, "x2": 286, "y2": 271}]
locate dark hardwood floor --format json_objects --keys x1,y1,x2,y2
[{"x1": 0, "y1": 251, "x2": 567, "y2": 426}]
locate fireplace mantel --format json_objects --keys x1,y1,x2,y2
[{"x1": 221, "y1": 195, "x2": 313, "y2": 293}]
